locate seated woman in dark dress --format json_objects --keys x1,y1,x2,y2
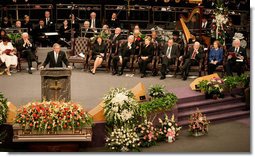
[
  {"x1": 91, "y1": 36, "x2": 107, "y2": 74},
  {"x1": 208, "y1": 40, "x2": 223, "y2": 74},
  {"x1": 138, "y1": 36, "x2": 154, "y2": 78}
]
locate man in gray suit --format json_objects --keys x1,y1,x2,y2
[{"x1": 160, "y1": 39, "x2": 180, "y2": 80}]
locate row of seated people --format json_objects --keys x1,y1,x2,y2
[
  {"x1": 0, "y1": 33, "x2": 41, "y2": 75},
  {"x1": 72, "y1": 34, "x2": 246, "y2": 80}
]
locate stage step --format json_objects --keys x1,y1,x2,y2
[
  {"x1": 178, "y1": 95, "x2": 243, "y2": 112},
  {"x1": 179, "y1": 110, "x2": 250, "y2": 126},
  {"x1": 178, "y1": 102, "x2": 247, "y2": 121}
]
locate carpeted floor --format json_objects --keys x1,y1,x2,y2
[{"x1": 79, "y1": 119, "x2": 250, "y2": 152}]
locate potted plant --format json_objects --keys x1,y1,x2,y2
[
  {"x1": 223, "y1": 76, "x2": 239, "y2": 97},
  {"x1": 188, "y1": 108, "x2": 209, "y2": 137},
  {"x1": 148, "y1": 84, "x2": 166, "y2": 99},
  {"x1": 157, "y1": 114, "x2": 181, "y2": 143},
  {"x1": 206, "y1": 77, "x2": 224, "y2": 99}
]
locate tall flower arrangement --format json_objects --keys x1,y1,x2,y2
[
  {"x1": 15, "y1": 101, "x2": 93, "y2": 133},
  {"x1": 0, "y1": 93, "x2": 8, "y2": 125},
  {"x1": 103, "y1": 88, "x2": 139, "y2": 127},
  {"x1": 211, "y1": 0, "x2": 229, "y2": 45}
]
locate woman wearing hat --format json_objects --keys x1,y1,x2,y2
[
  {"x1": 0, "y1": 37, "x2": 18, "y2": 76},
  {"x1": 90, "y1": 36, "x2": 107, "y2": 74}
]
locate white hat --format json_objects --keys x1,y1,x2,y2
[{"x1": 233, "y1": 33, "x2": 244, "y2": 40}]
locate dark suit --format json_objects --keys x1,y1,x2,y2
[
  {"x1": 89, "y1": 19, "x2": 101, "y2": 29},
  {"x1": 16, "y1": 38, "x2": 37, "y2": 69},
  {"x1": 160, "y1": 44, "x2": 179, "y2": 76},
  {"x1": 182, "y1": 47, "x2": 203, "y2": 79},
  {"x1": 112, "y1": 42, "x2": 135, "y2": 73},
  {"x1": 71, "y1": 20, "x2": 80, "y2": 38},
  {"x1": 92, "y1": 43, "x2": 107, "y2": 60},
  {"x1": 226, "y1": 46, "x2": 247, "y2": 76},
  {"x1": 58, "y1": 25, "x2": 71, "y2": 41},
  {"x1": 108, "y1": 19, "x2": 120, "y2": 29},
  {"x1": 22, "y1": 22, "x2": 33, "y2": 35},
  {"x1": 108, "y1": 34, "x2": 124, "y2": 67},
  {"x1": 82, "y1": 28, "x2": 94, "y2": 38},
  {"x1": 33, "y1": 25, "x2": 48, "y2": 46},
  {"x1": 42, "y1": 51, "x2": 69, "y2": 68},
  {"x1": 139, "y1": 44, "x2": 154, "y2": 75},
  {"x1": 44, "y1": 18, "x2": 55, "y2": 32}
]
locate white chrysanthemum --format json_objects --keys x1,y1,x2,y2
[{"x1": 111, "y1": 93, "x2": 129, "y2": 105}]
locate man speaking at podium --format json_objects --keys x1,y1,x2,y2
[{"x1": 40, "y1": 43, "x2": 71, "y2": 69}]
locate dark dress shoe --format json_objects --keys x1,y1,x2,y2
[
  {"x1": 90, "y1": 70, "x2": 95, "y2": 75},
  {"x1": 28, "y1": 69, "x2": 32, "y2": 74},
  {"x1": 37, "y1": 61, "x2": 42, "y2": 65},
  {"x1": 112, "y1": 71, "x2": 117, "y2": 75},
  {"x1": 160, "y1": 76, "x2": 166, "y2": 80},
  {"x1": 182, "y1": 76, "x2": 187, "y2": 81},
  {"x1": 118, "y1": 71, "x2": 123, "y2": 76}
]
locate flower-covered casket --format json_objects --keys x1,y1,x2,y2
[{"x1": 13, "y1": 101, "x2": 93, "y2": 142}]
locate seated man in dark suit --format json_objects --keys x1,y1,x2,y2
[
  {"x1": 179, "y1": 41, "x2": 203, "y2": 80},
  {"x1": 89, "y1": 12, "x2": 101, "y2": 32},
  {"x1": 40, "y1": 43, "x2": 71, "y2": 69},
  {"x1": 160, "y1": 39, "x2": 180, "y2": 80},
  {"x1": 33, "y1": 19, "x2": 49, "y2": 47},
  {"x1": 16, "y1": 32, "x2": 41, "y2": 74},
  {"x1": 225, "y1": 39, "x2": 247, "y2": 76},
  {"x1": 108, "y1": 27, "x2": 124, "y2": 67},
  {"x1": 44, "y1": 11, "x2": 55, "y2": 32},
  {"x1": 112, "y1": 35, "x2": 135, "y2": 76},
  {"x1": 82, "y1": 21, "x2": 94, "y2": 38}
]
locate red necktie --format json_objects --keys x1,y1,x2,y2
[{"x1": 191, "y1": 50, "x2": 197, "y2": 59}]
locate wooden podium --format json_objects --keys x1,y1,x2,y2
[{"x1": 40, "y1": 68, "x2": 72, "y2": 101}]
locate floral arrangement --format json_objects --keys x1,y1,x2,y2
[
  {"x1": 106, "y1": 126, "x2": 140, "y2": 152},
  {"x1": 135, "y1": 120, "x2": 158, "y2": 147},
  {"x1": 197, "y1": 77, "x2": 224, "y2": 99},
  {"x1": 211, "y1": 0, "x2": 229, "y2": 45},
  {"x1": 148, "y1": 84, "x2": 166, "y2": 99},
  {"x1": 223, "y1": 76, "x2": 239, "y2": 92},
  {"x1": 157, "y1": 114, "x2": 181, "y2": 143},
  {"x1": 0, "y1": 93, "x2": 8, "y2": 125},
  {"x1": 15, "y1": 101, "x2": 93, "y2": 133},
  {"x1": 188, "y1": 108, "x2": 209, "y2": 136},
  {"x1": 103, "y1": 88, "x2": 139, "y2": 126}
]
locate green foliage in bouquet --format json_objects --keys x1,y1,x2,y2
[
  {"x1": 140, "y1": 93, "x2": 177, "y2": 118},
  {"x1": 15, "y1": 101, "x2": 93, "y2": 132},
  {"x1": 0, "y1": 92, "x2": 8, "y2": 125},
  {"x1": 148, "y1": 84, "x2": 166, "y2": 98},
  {"x1": 106, "y1": 126, "x2": 140, "y2": 152},
  {"x1": 103, "y1": 88, "x2": 139, "y2": 127},
  {"x1": 196, "y1": 80, "x2": 209, "y2": 92},
  {"x1": 7, "y1": 33, "x2": 21, "y2": 44},
  {"x1": 223, "y1": 76, "x2": 239, "y2": 91},
  {"x1": 188, "y1": 108, "x2": 209, "y2": 136},
  {"x1": 135, "y1": 120, "x2": 158, "y2": 147},
  {"x1": 157, "y1": 114, "x2": 181, "y2": 142},
  {"x1": 236, "y1": 74, "x2": 250, "y2": 88}
]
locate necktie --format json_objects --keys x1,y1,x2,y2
[
  {"x1": 235, "y1": 48, "x2": 238, "y2": 53},
  {"x1": 55, "y1": 53, "x2": 58, "y2": 63},
  {"x1": 167, "y1": 47, "x2": 172, "y2": 58},
  {"x1": 46, "y1": 18, "x2": 48, "y2": 25},
  {"x1": 191, "y1": 50, "x2": 197, "y2": 59}
]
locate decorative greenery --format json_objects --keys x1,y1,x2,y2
[
  {"x1": 188, "y1": 108, "x2": 210, "y2": 136},
  {"x1": 106, "y1": 126, "x2": 140, "y2": 152},
  {"x1": 15, "y1": 101, "x2": 93, "y2": 133},
  {"x1": 236, "y1": 74, "x2": 250, "y2": 88},
  {"x1": 196, "y1": 80, "x2": 209, "y2": 92},
  {"x1": 135, "y1": 120, "x2": 158, "y2": 147},
  {"x1": 157, "y1": 114, "x2": 181, "y2": 143},
  {"x1": 7, "y1": 33, "x2": 21, "y2": 44},
  {"x1": 139, "y1": 93, "x2": 177, "y2": 118},
  {"x1": 103, "y1": 88, "x2": 139, "y2": 127},
  {"x1": 0, "y1": 93, "x2": 8, "y2": 125},
  {"x1": 148, "y1": 84, "x2": 166, "y2": 98},
  {"x1": 223, "y1": 76, "x2": 239, "y2": 92}
]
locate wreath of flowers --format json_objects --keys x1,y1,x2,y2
[{"x1": 0, "y1": 93, "x2": 8, "y2": 125}]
